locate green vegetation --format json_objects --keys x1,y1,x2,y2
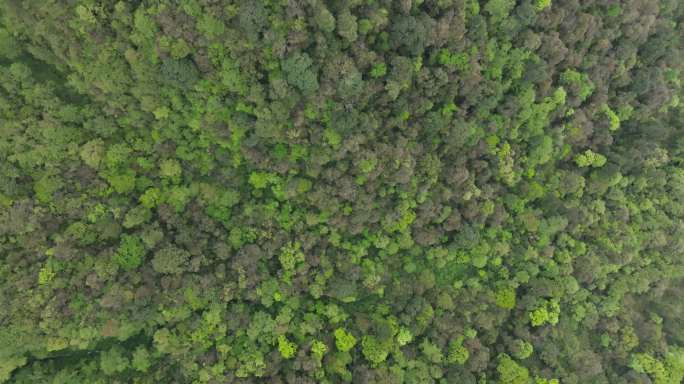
[{"x1": 0, "y1": 1, "x2": 683, "y2": 383}]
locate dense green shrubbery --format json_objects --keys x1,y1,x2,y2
[{"x1": 0, "y1": 0, "x2": 683, "y2": 383}]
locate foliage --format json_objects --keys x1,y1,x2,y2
[
  {"x1": 574, "y1": 149, "x2": 607, "y2": 168},
  {"x1": 151, "y1": 246, "x2": 190, "y2": 275},
  {"x1": 334, "y1": 328, "x2": 357, "y2": 353},
  {"x1": 277, "y1": 335, "x2": 297, "y2": 359},
  {"x1": 0, "y1": 0, "x2": 683, "y2": 383},
  {"x1": 282, "y1": 53, "x2": 318, "y2": 94},
  {"x1": 114, "y1": 234, "x2": 145, "y2": 270},
  {"x1": 497, "y1": 354, "x2": 530, "y2": 384},
  {"x1": 361, "y1": 335, "x2": 390, "y2": 365},
  {"x1": 447, "y1": 337, "x2": 469, "y2": 365}
]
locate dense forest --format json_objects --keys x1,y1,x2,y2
[{"x1": 0, "y1": 0, "x2": 683, "y2": 383}]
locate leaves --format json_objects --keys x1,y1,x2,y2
[
  {"x1": 281, "y1": 53, "x2": 319, "y2": 94},
  {"x1": 152, "y1": 246, "x2": 190, "y2": 275},
  {"x1": 114, "y1": 235, "x2": 145, "y2": 270},
  {"x1": 1, "y1": 0, "x2": 683, "y2": 382},
  {"x1": 334, "y1": 328, "x2": 357, "y2": 353}
]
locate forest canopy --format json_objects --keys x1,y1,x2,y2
[{"x1": 1, "y1": 0, "x2": 684, "y2": 383}]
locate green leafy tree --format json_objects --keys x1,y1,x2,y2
[
  {"x1": 278, "y1": 335, "x2": 297, "y2": 359},
  {"x1": 123, "y1": 205, "x2": 151, "y2": 229},
  {"x1": 282, "y1": 53, "x2": 319, "y2": 94},
  {"x1": 159, "y1": 158, "x2": 182, "y2": 180},
  {"x1": 495, "y1": 287, "x2": 517, "y2": 309},
  {"x1": 370, "y1": 63, "x2": 387, "y2": 78},
  {"x1": 535, "y1": 0, "x2": 552, "y2": 11},
  {"x1": 334, "y1": 328, "x2": 357, "y2": 352},
  {"x1": 361, "y1": 335, "x2": 390, "y2": 365},
  {"x1": 497, "y1": 354, "x2": 530, "y2": 384},
  {"x1": 337, "y1": 10, "x2": 358, "y2": 42},
  {"x1": 100, "y1": 347, "x2": 129, "y2": 376},
  {"x1": 575, "y1": 149, "x2": 607, "y2": 168},
  {"x1": 485, "y1": 0, "x2": 515, "y2": 22},
  {"x1": 80, "y1": 139, "x2": 105, "y2": 169},
  {"x1": 420, "y1": 338, "x2": 443, "y2": 364},
  {"x1": 529, "y1": 300, "x2": 560, "y2": 327},
  {"x1": 131, "y1": 347, "x2": 152, "y2": 372},
  {"x1": 561, "y1": 69, "x2": 595, "y2": 102},
  {"x1": 314, "y1": 4, "x2": 335, "y2": 33},
  {"x1": 447, "y1": 337, "x2": 470, "y2": 365},
  {"x1": 311, "y1": 340, "x2": 328, "y2": 359},
  {"x1": 511, "y1": 340, "x2": 534, "y2": 360},
  {"x1": 114, "y1": 234, "x2": 145, "y2": 270},
  {"x1": 152, "y1": 246, "x2": 190, "y2": 275}
]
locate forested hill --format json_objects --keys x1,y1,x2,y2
[{"x1": 1, "y1": 1, "x2": 684, "y2": 383}]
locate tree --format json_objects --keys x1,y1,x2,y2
[
  {"x1": 575, "y1": 150, "x2": 607, "y2": 168},
  {"x1": 152, "y1": 246, "x2": 190, "y2": 274},
  {"x1": 80, "y1": 139, "x2": 104, "y2": 169},
  {"x1": 278, "y1": 335, "x2": 297, "y2": 359},
  {"x1": 447, "y1": 337, "x2": 470, "y2": 365},
  {"x1": 282, "y1": 53, "x2": 319, "y2": 94},
  {"x1": 485, "y1": 0, "x2": 516, "y2": 22},
  {"x1": 334, "y1": 328, "x2": 357, "y2": 352},
  {"x1": 314, "y1": 4, "x2": 336, "y2": 33},
  {"x1": 114, "y1": 234, "x2": 145, "y2": 270},
  {"x1": 497, "y1": 354, "x2": 530, "y2": 384},
  {"x1": 100, "y1": 347, "x2": 129, "y2": 376},
  {"x1": 361, "y1": 335, "x2": 390, "y2": 365},
  {"x1": 131, "y1": 346, "x2": 152, "y2": 372},
  {"x1": 337, "y1": 10, "x2": 358, "y2": 43}
]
